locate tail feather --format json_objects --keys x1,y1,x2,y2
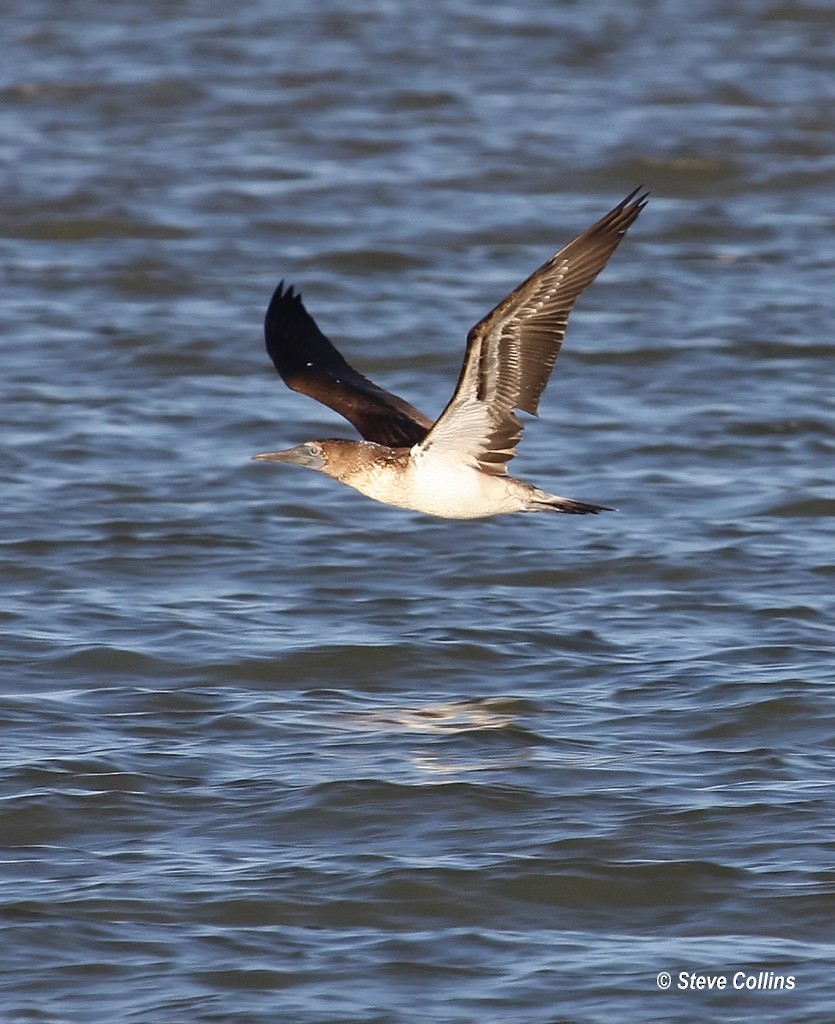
[{"x1": 528, "y1": 492, "x2": 616, "y2": 515}]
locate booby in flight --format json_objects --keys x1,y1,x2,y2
[{"x1": 253, "y1": 189, "x2": 647, "y2": 519}]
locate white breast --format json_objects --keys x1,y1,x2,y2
[{"x1": 351, "y1": 450, "x2": 523, "y2": 519}]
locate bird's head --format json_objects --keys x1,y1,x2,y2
[{"x1": 251, "y1": 440, "x2": 328, "y2": 473}]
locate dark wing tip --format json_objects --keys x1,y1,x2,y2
[
  {"x1": 613, "y1": 187, "x2": 650, "y2": 230},
  {"x1": 262, "y1": 277, "x2": 433, "y2": 447},
  {"x1": 265, "y1": 280, "x2": 307, "y2": 349},
  {"x1": 619, "y1": 186, "x2": 650, "y2": 210},
  {"x1": 563, "y1": 187, "x2": 646, "y2": 274},
  {"x1": 264, "y1": 278, "x2": 355, "y2": 385},
  {"x1": 600, "y1": 186, "x2": 650, "y2": 235}
]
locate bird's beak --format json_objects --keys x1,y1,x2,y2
[{"x1": 251, "y1": 444, "x2": 325, "y2": 471}]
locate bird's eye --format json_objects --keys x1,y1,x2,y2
[{"x1": 308, "y1": 443, "x2": 321, "y2": 456}]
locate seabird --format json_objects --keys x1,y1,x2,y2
[{"x1": 253, "y1": 188, "x2": 647, "y2": 519}]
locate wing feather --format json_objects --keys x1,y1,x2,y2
[
  {"x1": 419, "y1": 189, "x2": 648, "y2": 474},
  {"x1": 264, "y1": 282, "x2": 433, "y2": 448}
]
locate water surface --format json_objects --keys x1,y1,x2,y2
[{"x1": 3, "y1": 1, "x2": 835, "y2": 1021}]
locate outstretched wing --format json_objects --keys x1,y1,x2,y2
[
  {"x1": 264, "y1": 282, "x2": 433, "y2": 447},
  {"x1": 417, "y1": 188, "x2": 648, "y2": 474}
]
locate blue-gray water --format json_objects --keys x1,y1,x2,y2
[{"x1": 3, "y1": 1, "x2": 835, "y2": 1021}]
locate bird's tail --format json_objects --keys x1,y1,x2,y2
[{"x1": 527, "y1": 489, "x2": 615, "y2": 515}]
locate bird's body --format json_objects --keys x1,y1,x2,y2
[
  {"x1": 268, "y1": 438, "x2": 610, "y2": 519},
  {"x1": 253, "y1": 189, "x2": 647, "y2": 520}
]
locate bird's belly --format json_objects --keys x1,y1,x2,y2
[{"x1": 354, "y1": 458, "x2": 521, "y2": 519}]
